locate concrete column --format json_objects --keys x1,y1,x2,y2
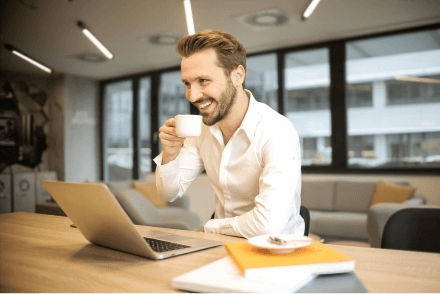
[
  {"x1": 374, "y1": 134, "x2": 387, "y2": 162},
  {"x1": 373, "y1": 81, "x2": 386, "y2": 109}
]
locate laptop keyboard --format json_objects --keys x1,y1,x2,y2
[{"x1": 144, "y1": 237, "x2": 191, "y2": 253}]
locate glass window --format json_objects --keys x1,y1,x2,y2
[
  {"x1": 346, "y1": 29, "x2": 440, "y2": 168},
  {"x1": 347, "y1": 83, "x2": 373, "y2": 108},
  {"x1": 139, "y1": 77, "x2": 151, "y2": 178},
  {"x1": 284, "y1": 48, "x2": 331, "y2": 166},
  {"x1": 246, "y1": 54, "x2": 278, "y2": 111},
  {"x1": 158, "y1": 71, "x2": 190, "y2": 153},
  {"x1": 103, "y1": 81, "x2": 133, "y2": 181}
]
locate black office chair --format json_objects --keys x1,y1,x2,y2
[
  {"x1": 381, "y1": 208, "x2": 440, "y2": 253},
  {"x1": 210, "y1": 205, "x2": 310, "y2": 236},
  {"x1": 300, "y1": 205, "x2": 310, "y2": 236}
]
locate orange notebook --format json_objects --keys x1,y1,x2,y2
[{"x1": 225, "y1": 241, "x2": 354, "y2": 280}]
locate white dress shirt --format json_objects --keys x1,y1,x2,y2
[{"x1": 154, "y1": 90, "x2": 304, "y2": 238}]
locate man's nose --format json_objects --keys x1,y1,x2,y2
[{"x1": 187, "y1": 86, "x2": 203, "y2": 103}]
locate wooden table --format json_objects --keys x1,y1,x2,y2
[{"x1": 1, "y1": 212, "x2": 440, "y2": 293}]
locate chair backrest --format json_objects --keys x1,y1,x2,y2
[
  {"x1": 381, "y1": 208, "x2": 440, "y2": 253},
  {"x1": 300, "y1": 205, "x2": 310, "y2": 236}
]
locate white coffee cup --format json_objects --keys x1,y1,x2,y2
[{"x1": 175, "y1": 114, "x2": 203, "y2": 137}]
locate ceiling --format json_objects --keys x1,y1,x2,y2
[{"x1": 1, "y1": 0, "x2": 440, "y2": 81}]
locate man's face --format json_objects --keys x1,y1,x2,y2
[{"x1": 181, "y1": 48, "x2": 238, "y2": 126}]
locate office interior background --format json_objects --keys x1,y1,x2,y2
[{"x1": 1, "y1": 0, "x2": 440, "y2": 211}]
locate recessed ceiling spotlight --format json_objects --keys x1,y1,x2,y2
[
  {"x1": 67, "y1": 53, "x2": 108, "y2": 63},
  {"x1": 137, "y1": 33, "x2": 180, "y2": 45},
  {"x1": 149, "y1": 34, "x2": 180, "y2": 45},
  {"x1": 234, "y1": 8, "x2": 289, "y2": 31}
]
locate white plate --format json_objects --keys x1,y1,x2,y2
[{"x1": 248, "y1": 234, "x2": 313, "y2": 254}]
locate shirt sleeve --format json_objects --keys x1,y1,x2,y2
[
  {"x1": 154, "y1": 137, "x2": 205, "y2": 202},
  {"x1": 204, "y1": 126, "x2": 303, "y2": 238}
]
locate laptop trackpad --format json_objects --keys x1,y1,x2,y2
[{"x1": 158, "y1": 234, "x2": 194, "y2": 242}]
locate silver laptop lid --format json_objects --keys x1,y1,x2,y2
[{"x1": 41, "y1": 180, "x2": 222, "y2": 260}]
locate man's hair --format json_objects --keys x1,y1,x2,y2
[{"x1": 176, "y1": 30, "x2": 246, "y2": 87}]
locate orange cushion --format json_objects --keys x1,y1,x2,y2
[
  {"x1": 370, "y1": 180, "x2": 416, "y2": 207},
  {"x1": 133, "y1": 181, "x2": 168, "y2": 207}
]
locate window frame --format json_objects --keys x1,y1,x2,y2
[{"x1": 100, "y1": 23, "x2": 440, "y2": 180}]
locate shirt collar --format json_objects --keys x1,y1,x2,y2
[{"x1": 208, "y1": 89, "x2": 259, "y2": 142}]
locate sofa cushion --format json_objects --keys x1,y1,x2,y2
[
  {"x1": 369, "y1": 180, "x2": 416, "y2": 207},
  {"x1": 310, "y1": 210, "x2": 368, "y2": 241},
  {"x1": 301, "y1": 180, "x2": 335, "y2": 211},
  {"x1": 334, "y1": 181, "x2": 377, "y2": 212}
]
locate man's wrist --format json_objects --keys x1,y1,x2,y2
[{"x1": 162, "y1": 153, "x2": 178, "y2": 165}]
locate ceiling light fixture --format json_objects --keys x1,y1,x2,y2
[
  {"x1": 183, "y1": 0, "x2": 195, "y2": 35},
  {"x1": 395, "y1": 76, "x2": 440, "y2": 84},
  {"x1": 303, "y1": 0, "x2": 321, "y2": 19},
  {"x1": 148, "y1": 34, "x2": 180, "y2": 45},
  {"x1": 234, "y1": 8, "x2": 289, "y2": 31},
  {"x1": 77, "y1": 21, "x2": 113, "y2": 59},
  {"x1": 4, "y1": 44, "x2": 52, "y2": 73}
]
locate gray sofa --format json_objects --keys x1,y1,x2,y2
[{"x1": 301, "y1": 179, "x2": 425, "y2": 243}]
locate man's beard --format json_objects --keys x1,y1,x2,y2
[{"x1": 198, "y1": 77, "x2": 237, "y2": 126}]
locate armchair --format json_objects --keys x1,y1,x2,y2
[{"x1": 115, "y1": 189, "x2": 202, "y2": 231}]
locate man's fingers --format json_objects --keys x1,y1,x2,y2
[
  {"x1": 165, "y1": 118, "x2": 176, "y2": 127},
  {"x1": 159, "y1": 132, "x2": 184, "y2": 143}
]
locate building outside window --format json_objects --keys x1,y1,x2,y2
[
  {"x1": 101, "y1": 26, "x2": 440, "y2": 176},
  {"x1": 346, "y1": 29, "x2": 440, "y2": 168},
  {"x1": 139, "y1": 77, "x2": 152, "y2": 177},
  {"x1": 284, "y1": 48, "x2": 331, "y2": 166},
  {"x1": 246, "y1": 54, "x2": 278, "y2": 111},
  {"x1": 158, "y1": 71, "x2": 190, "y2": 154}
]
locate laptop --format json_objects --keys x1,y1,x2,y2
[{"x1": 41, "y1": 180, "x2": 222, "y2": 260}]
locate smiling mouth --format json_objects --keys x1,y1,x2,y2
[{"x1": 199, "y1": 100, "x2": 212, "y2": 110}]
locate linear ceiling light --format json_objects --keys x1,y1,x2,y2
[
  {"x1": 4, "y1": 44, "x2": 52, "y2": 73},
  {"x1": 395, "y1": 76, "x2": 440, "y2": 84},
  {"x1": 77, "y1": 21, "x2": 113, "y2": 59},
  {"x1": 303, "y1": 0, "x2": 321, "y2": 19},
  {"x1": 183, "y1": 0, "x2": 195, "y2": 35}
]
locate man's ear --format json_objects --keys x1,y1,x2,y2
[{"x1": 232, "y1": 65, "x2": 245, "y2": 87}]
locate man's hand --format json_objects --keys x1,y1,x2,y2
[
  {"x1": 158, "y1": 118, "x2": 186, "y2": 165},
  {"x1": 197, "y1": 227, "x2": 205, "y2": 232}
]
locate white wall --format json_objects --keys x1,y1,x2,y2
[{"x1": 48, "y1": 75, "x2": 66, "y2": 180}]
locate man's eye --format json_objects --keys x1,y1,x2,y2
[{"x1": 200, "y1": 79, "x2": 208, "y2": 83}]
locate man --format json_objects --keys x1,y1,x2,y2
[{"x1": 153, "y1": 30, "x2": 304, "y2": 238}]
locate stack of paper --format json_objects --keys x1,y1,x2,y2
[{"x1": 172, "y1": 256, "x2": 316, "y2": 293}]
